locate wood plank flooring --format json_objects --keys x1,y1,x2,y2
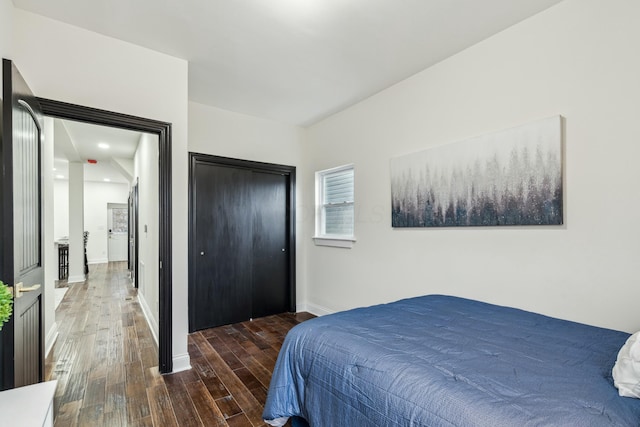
[{"x1": 47, "y1": 261, "x2": 314, "y2": 427}]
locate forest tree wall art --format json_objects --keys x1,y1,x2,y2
[{"x1": 391, "y1": 116, "x2": 563, "y2": 227}]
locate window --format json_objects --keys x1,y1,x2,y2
[
  {"x1": 314, "y1": 164, "x2": 356, "y2": 248},
  {"x1": 111, "y1": 208, "x2": 128, "y2": 233}
]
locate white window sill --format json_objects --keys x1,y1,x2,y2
[{"x1": 312, "y1": 236, "x2": 356, "y2": 249}]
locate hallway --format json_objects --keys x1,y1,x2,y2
[
  {"x1": 47, "y1": 261, "x2": 313, "y2": 426},
  {"x1": 48, "y1": 262, "x2": 159, "y2": 425}
]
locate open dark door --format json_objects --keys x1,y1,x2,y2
[
  {"x1": 128, "y1": 193, "x2": 132, "y2": 272},
  {"x1": 128, "y1": 180, "x2": 139, "y2": 288},
  {"x1": 0, "y1": 59, "x2": 45, "y2": 390}
]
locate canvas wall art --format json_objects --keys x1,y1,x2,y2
[{"x1": 390, "y1": 116, "x2": 563, "y2": 227}]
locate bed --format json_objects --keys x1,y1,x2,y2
[{"x1": 263, "y1": 295, "x2": 640, "y2": 426}]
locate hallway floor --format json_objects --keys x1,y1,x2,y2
[{"x1": 47, "y1": 261, "x2": 313, "y2": 426}]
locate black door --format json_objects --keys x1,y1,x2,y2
[
  {"x1": 189, "y1": 154, "x2": 295, "y2": 331},
  {"x1": 0, "y1": 59, "x2": 45, "y2": 389},
  {"x1": 251, "y1": 171, "x2": 288, "y2": 318}
]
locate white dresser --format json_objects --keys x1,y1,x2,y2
[{"x1": 0, "y1": 380, "x2": 57, "y2": 427}]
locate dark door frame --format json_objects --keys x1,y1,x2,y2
[
  {"x1": 38, "y1": 98, "x2": 174, "y2": 373},
  {"x1": 188, "y1": 153, "x2": 296, "y2": 331}
]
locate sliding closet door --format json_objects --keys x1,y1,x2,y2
[
  {"x1": 191, "y1": 163, "x2": 252, "y2": 329},
  {"x1": 251, "y1": 171, "x2": 288, "y2": 319},
  {"x1": 189, "y1": 154, "x2": 295, "y2": 332}
]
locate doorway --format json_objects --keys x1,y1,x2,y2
[
  {"x1": 38, "y1": 98, "x2": 174, "y2": 373},
  {"x1": 188, "y1": 154, "x2": 296, "y2": 331}
]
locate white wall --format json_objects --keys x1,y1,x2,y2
[
  {"x1": 13, "y1": 9, "x2": 190, "y2": 370},
  {"x1": 67, "y1": 162, "x2": 85, "y2": 283},
  {"x1": 189, "y1": 101, "x2": 305, "y2": 166},
  {"x1": 54, "y1": 179, "x2": 132, "y2": 264},
  {"x1": 84, "y1": 181, "x2": 130, "y2": 263},
  {"x1": 52, "y1": 117, "x2": 131, "y2": 264},
  {"x1": 53, "y1": 180, "x2": 69, "y2": 240},
  {"x1": 188, "y1": 102, "x2": 308, "y2": 306},
  {"x1": 303, "y1": 0, "x2": 640, "y2": 333},
  {"x1": 52, "y1": 120, "x2": 73, "y2": 241},
  {"x1": 42, "y1": 118, "x2": 57, "y2": 356},
  {"x1": 134, "y1": 133, "x2": 160, "y2": 341}
]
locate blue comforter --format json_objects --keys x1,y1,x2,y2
[{"x1": 263, "y1": 295, "x2": 640, "y2": 426}]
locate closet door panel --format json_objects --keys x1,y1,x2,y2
[
  {"x1": 191, "y1": 162, "x2": 252, "y2": 330},
  {"x1": 189, "y1": 153, "x2": 295, "y2": 332},
  {"x1": 251, "y1": 171, "x2": 289, "y2": 319}
]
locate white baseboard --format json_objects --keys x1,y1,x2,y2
[
  {"x1": 137, "y1": 293, "x2": 159, "y2": 346},
  {"x1": 67, "y1": 274, "x2": 85, "y2": 283},
  {"x1": 172, "y1": 353, "x2": 192, "y2": 373},
  {"x1": 88, "y1": 259, "x2": 108, "y2": 265},
  {"x1": 45, "y1": 322, "x2": 59, "y2": 357},
  {"x1": 299, "y1": 302, "x2": 334, "y2": 317}
]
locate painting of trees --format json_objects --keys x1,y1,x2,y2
[{"x1": 391, "y1": 116, "x2": 563, "y2": 227}]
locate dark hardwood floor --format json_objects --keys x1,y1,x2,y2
[{"x1": 47, "y1": 262, "x2": 314, "y2": 426}]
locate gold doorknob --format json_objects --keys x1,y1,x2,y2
[{"x1": 15, "y1": 282, "x2": 40, "y2": 298}]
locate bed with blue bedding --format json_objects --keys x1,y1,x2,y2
[{"x1": 263, "y1": 295, "x2": 640, "y2": 426}]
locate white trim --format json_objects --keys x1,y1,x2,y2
[
  {"x1": 67, "y1": 274, "x2": 85, "y2": 283},
  {"x1": 312, "y1": 236, "x2": 356, "y2": 249},
  {"x1": 44, "y1": 322, "x2": 59, "y2": 357},
  {"x1": 88, "y1": 258, "x2": 108, "y2": 265},
  {"x1": 137, "y1": 293, "x2": 159, "y2": 346},
  {"x1": 299, "y1": 302, "x2": 335, "y2": 317},
  {"x1": 172, "y1": 353, "x2": 192, "y2": 373}
]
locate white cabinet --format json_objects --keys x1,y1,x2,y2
[{"x1": 0, "y1": 380, "x2": 57, "y2": 427}]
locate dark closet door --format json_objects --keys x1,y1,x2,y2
[
  {"x1": 189, "y1": 155, "x2": 294, "y2": 331},
  {"x1": 192, "y1": 164, "x2": 252, "y2": 329},
  {"x1": 251, "y1": 171, "x2": 288, "y2": 319}
]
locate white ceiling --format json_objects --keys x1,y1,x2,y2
[
  {"x1": 53, "y1": 119, "x2": 142, "y2": 184},
  {"x1": 14, "y1": 0, "x2": 563, "y2": 126},
  {"x1": 57, "y1": 119, "x2": 140, "y2": 160}
]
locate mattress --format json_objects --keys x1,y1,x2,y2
[{"x1": 263, "y1": 295, "x2": 640, "y2": 426}]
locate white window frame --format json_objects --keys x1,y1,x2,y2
[{"x1": 313, "y1": 164, "x2": 356, "y2": 249}]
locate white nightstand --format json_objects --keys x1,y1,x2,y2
[{"x1": 0, "y1": 380, "x2": 57, "y2": 427}]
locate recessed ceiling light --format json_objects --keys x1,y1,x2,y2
[
  {"x1": 103, "y1": 178, "x2": 111, "y2": 182},
  {"x1": 98, "y1": 143, "x2": 110, "y2": 149},
  {"x1": 56, "y1": 174, "x2": 64, "y2": 179},
  {"x1": 53, "y1": 168, "x2": 57, "y2": 171}
]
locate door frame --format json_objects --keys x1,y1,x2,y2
[
  {"x1": 38, "y1": 98, "x2": 174, "y2": 373},
  {"x1": 188, "y1": 153, "x2": 296, "y2": 331}
]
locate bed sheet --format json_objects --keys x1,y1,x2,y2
[{"x1": 263, "y1": 295, "x2": 640, "y2": 426}]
